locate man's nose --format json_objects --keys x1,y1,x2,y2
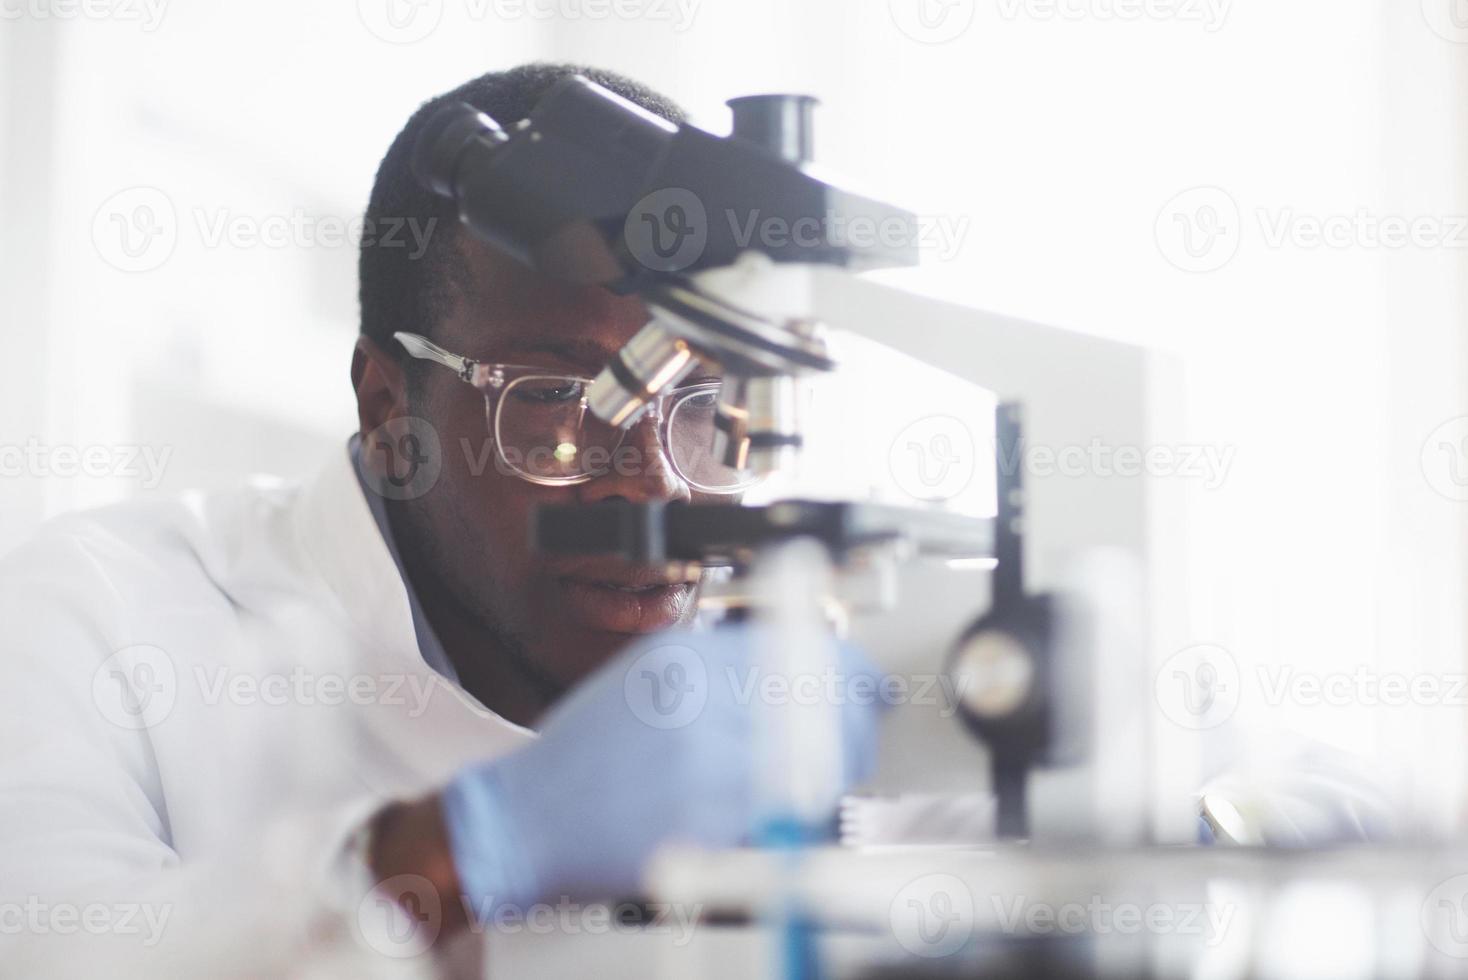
[{"x1": 577, "y1": 406, "x2": 690, "y2": 506}]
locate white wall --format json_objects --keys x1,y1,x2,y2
[{"x1": 0, "y1": 0, "x2": 551, "y2": 547}]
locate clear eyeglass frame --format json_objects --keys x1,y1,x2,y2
[{"x1": 393, "y1": 331, "x2": 754, "y2": 493}]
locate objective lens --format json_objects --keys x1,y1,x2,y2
[
  {"x1": 668, "y1": 387, "x2": 756, "y2": 492},
  {"x1": 711, "y1": 375, "x2": 802, "y2": 478},
  {"x1": 712, "y1": 377, "x2": 753, "y2": 470},
  {"x1": 586, "y1": 322, "x2": 697, "y2": 429}
]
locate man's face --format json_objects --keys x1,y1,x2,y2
[{"x1": 391, "y1": 236, "x2": 728, "y2": 686}]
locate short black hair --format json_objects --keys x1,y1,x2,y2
[{"x1": 358, "y1": 62, "x2": 686, "y2": 358}]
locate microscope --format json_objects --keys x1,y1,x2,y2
[
  {"x1": 412, "y1": 75, "x2": 1101, "y2": 828},
  {"x1": 412, "y1": 78, "x2": 1464, "y2": 980}
]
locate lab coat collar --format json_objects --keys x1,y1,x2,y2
[
  {"x1": 293, "y1": 440, "x2": 425, "y2": 675},
  {"x1": 291, "y1": 440, "x2": 534, "y2": 746},
  {"x1": 288, "y1": 441, "x2": 535, "y2": 793},
  {"x1": 347, "y1": 435, "x2": 459, "y2": 685}
]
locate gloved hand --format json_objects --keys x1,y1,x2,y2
[{"x1": 441, "y1": 626, "x2": 882, "y2": 909}]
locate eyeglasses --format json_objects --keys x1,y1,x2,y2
[{"x1": 393, "y1": 331, "x2": 755, "y2": 493}]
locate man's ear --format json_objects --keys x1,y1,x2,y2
[{"x1": 352, "y1": 335, "x2": 409, "y2": 437}]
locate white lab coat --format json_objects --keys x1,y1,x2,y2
[{"x1": 0, "y1": 445, "x2": 533, "y2": 975}]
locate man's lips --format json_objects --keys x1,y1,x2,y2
[
  {"x1": 566, "y1": 580, "x2": 675, "y2": 594},
  {"x1": 552, "y1": 561, "x2": 700, "y2": 633},
  {"x1": 554, "y1": 559, "x2": 701, "y2": 590}
]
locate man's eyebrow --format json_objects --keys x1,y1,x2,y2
[{"x1": 501, "y1": 337, "x2": 617, "y2": 370}]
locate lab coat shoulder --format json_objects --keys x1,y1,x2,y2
[
  {"x1": 0, "y1": 480, "x2": 316, "y2": 697},
  {"x1": 0, "y1": 477, "x2": 350, "y2": 899},
  {"x1": 0, "y1": 461, "x2": 525, "y2": 973},
  {"x1": 0, "y1": 495, "x2": 223, "y2": 903},
  {"x1": 5, "y1": 474, "x2": 314, "y2": 602}
]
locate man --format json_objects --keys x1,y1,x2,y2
[{"x1": 0, "y1": 63, "x2": 876, "y2": 973}]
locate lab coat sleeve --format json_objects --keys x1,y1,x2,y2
[
  {"x1": 0, "y1": 525, "x2": 420, "y2": 977},
  {"x1": 0, "y1": 527, "x2": 177, "y2": 893}
]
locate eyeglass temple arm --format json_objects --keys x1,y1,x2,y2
[{"x1": 393, "y1": 331, "x2": 475, "y2": 380}]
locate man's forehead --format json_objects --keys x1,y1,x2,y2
[{"x1": 444, "y1": 236, "x2": 650, "y2": 369}]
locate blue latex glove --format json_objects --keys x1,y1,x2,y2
[{"x1": 441, "y1": 626, "x2": 882, "y2": 909}]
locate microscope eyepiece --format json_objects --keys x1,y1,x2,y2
[
  {"x1": 726, "y1": 93, "x2": 819, "y2": 166},
  {"x1": 412, "y1": 102, "x2": 509, "y2": 201}
]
